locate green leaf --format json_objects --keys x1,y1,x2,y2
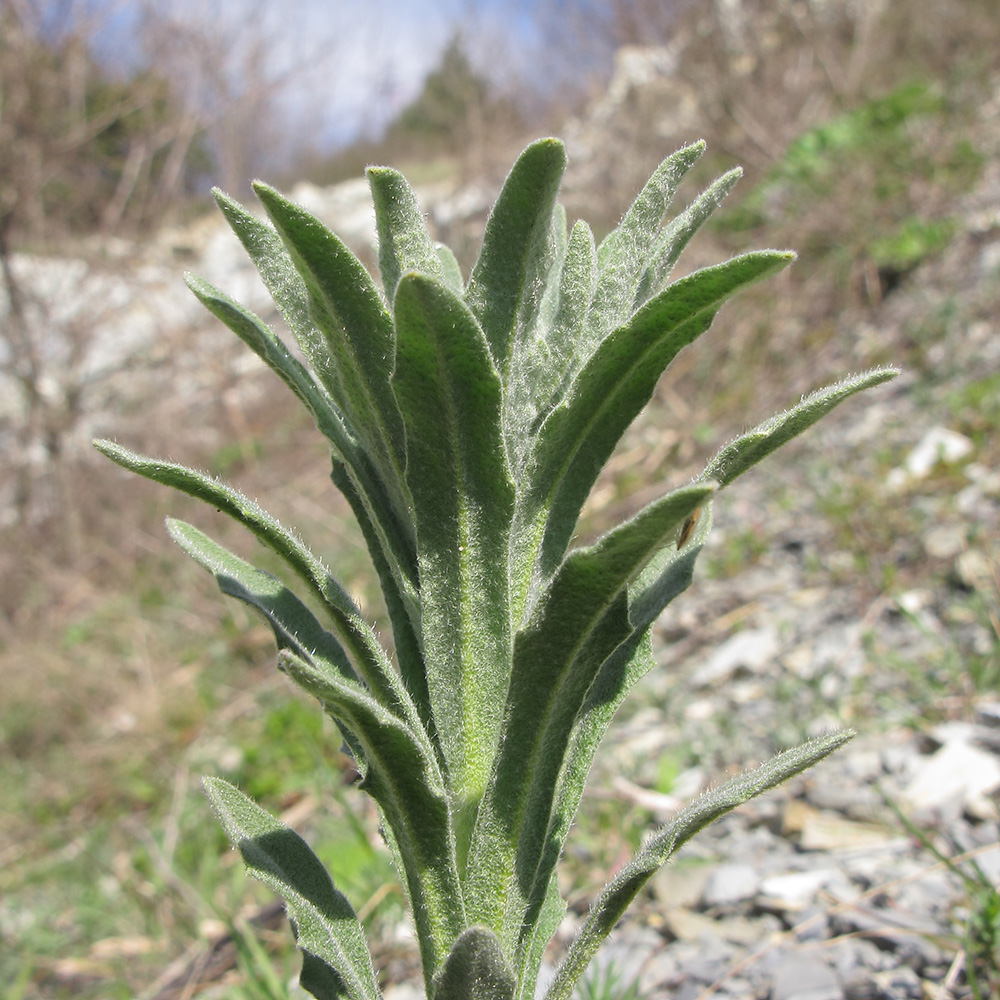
[
  {"x1": 196, "y1": 199, "x2": 421, "y2": 568},
  {"x1": 585, "y1": 141, "x2": 705, "y2": 346},
  {"x1": 252, "y1": 181, "x2": 408, "y2": 503},
  {"x1": 367, "y1": 165, "x2": 444, "y2": 300},
  {"x1": 702, "y1": 367, "x2": 900, "y2": 487},
  {"x1": 280, "y1": 650, "x2": 466, "y2": 988},
  {"x1": 467, "y1": 482, "x2": 714, "y2": 947},
  {"x1": 432, "y1": 927, "x2": 516, "y2": 1000},
  {"x1": 392, "y1": 272, "x2": 515, "y2": 854},
  {"x1": 629, "y1": 500, "x2": 713, "y2": 631},
  {"x1": 211, "y1": 189, "x2": 358, "y2": 423},
  {"x1": 516, "y1": 250, "x2": 793, "y2": 594},
  {"x1": 543, "y1": 732, "x2": 855, "y2": 1000},
  {"x1": 436, "y1": 243, "x2": 464, "y2": 293},
  {"x1": 300, "y1": 953, "x2": 352, "y2": 1000},
  {"x1": 183, "y1": 273, "x2": 348, "y2": 446},
  {"x1": 330, "y1": 459, "x2": 431, "y2": 743},
  {"x1": 212, "y1": 188, "x2": 316, "y2": 352},
  {"x1": 526, "y1": 219, "x2": 598, "y2": 429},
  {"x1": 519, "y1": 517, "x2": 713, "y2": 959},
  {"x1": 95, "y1": 446, "x2": 420, "y2": 725},
  {"x1": 465, "y1": 138, "x2": 567, "y2": 370},
  {"x1": 503, "y1": 205, "x2": 577, "y2": 476},
  {"x1": 167, "y1": 518, "x2": 358, "y2": 685},
  {"x1": 515, "y1": 870, "x2": 566, "y2": 1000},
  {"x1": 203, "y1": 777, "x2": 380, "y2": 1000},
  {"x1": 633, "y1": 167, "x2": 743, "y2": 308}
]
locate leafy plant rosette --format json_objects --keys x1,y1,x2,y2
[{"x1": 96, "y1": 137, "x2": 896, "y2": 1000}]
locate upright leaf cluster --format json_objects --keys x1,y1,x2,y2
[{"x1": 97, "y1": 137, "x2": 896, "y2": 1000}]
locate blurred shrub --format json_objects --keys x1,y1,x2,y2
[{"x1": 0, "y1": 5, "x2": 209, "y2": 245}]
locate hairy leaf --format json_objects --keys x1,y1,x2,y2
[
  {"x1": 585, "y1": 140, "x2": 705, "y2": 347},
  {"x1": 465, "y1": 138, "x2": 567, "y2": 369},
  {"x1": 253, "y1": 182, "x2": 408, "y2": 507},
  {"x1": 393, "y1": 272, "x2": 515, "y2": 857},
  {"x1": 368, "y1": 166, "x2": 444, "y2": 300},
  {"x1": 280, "y1": 650, "x2": 465, "y2": 986},
  {"x1": 544, "y1": 731, "x2": 855, "y2": 1000},
  {"x1": 516, "y1": 251, "x2": 793, "y2": 596},
  {"x1": 633, "y1": 166, "x2": 743, "y2": 308},
  {"x1": 204, "y1": 778, "x2": 380, "y2": 1000},
  {"x1": 468, "y1": 482, "x2": 714, "y2": 944},
  {"x1": 433, "y1": 927, "x2": 517, "y2": 1000},
  {"x1": 702, "y1": 367, "x2": 900, "y2": 487}
]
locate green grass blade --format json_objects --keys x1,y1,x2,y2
[
  {"x1": 467, "y1": 482, "x2": 713, "y2": 945},
  {"x1": 464, "y1": 138, "x2": 567, "y2": 370},
  {"x1": 432, "y1": 927, "x2": 516, "y2": 1000},
  {"x1": 702, "y1": 367, "x2": 900, "y2": 487},
  {"x1": 203, "y1": 777, "x2": 380, "y2": 1000},
  {"x1": 544, "y1": 732, "x2": 855, "y2": 1000},
  {"x1": 392, "y1": 273, "x2": 515, "y2": 852},
  {"x1": 367, "y1": 166, "x2": 444, "y2": 300},
  {"x1": 633, "y1": 167, "x2": 743, "y2": 308},
  {"x1": 252, "y1": 181, "x2": 408, "y2": 499},
  {"x1": 585, "y1": 141, "x2": 705, "y2": 345},
  {"x1": 280, "y1": 649, "x2": 466, "y2": 988}
]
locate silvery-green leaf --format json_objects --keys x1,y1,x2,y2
[
  {"x1": 465, "y1": 138, "x2": 567, "y2": 370},
  {"x1": 467, "y1": 482, "x2": 713, "y2": 947},
  {"x1": 515, "y1": 250, "x2": 793, "y2": 598},
  {"x1": 203, "y1": 777, "x2": 379, "y2": 1000},
  {"x1": 368, "y1": 165, "x2": 444, "y2": 300},
  {"x1": 432, "y1": 927, "x2": 516, "y2": 1000},
  {"x1": 544, "y1": 732, "x2": 854, "y2": 1000},
  {"x1": 393, "y1": 273, "x2": 515, "y2": 862},
  {"x1": 253, "y1": 182, "x2": 408, "y2": 509},
  {"x1": 702, "y1": 367, "x2": 899, "y2": 487},
  {"x1": 633, "y1": 167, "x2": 743, "y2": 308},
  {"x1": 280, "y1": 649, "x2": 465, "y2": 987},
  {"x1": 584, "y1": 141, "x2": 705, "y2": 346}
]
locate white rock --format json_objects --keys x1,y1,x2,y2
[
  {"x1": 899, "y1": 426, "x2": 974, "y2": 480},
  {"x1": 701, "y1": 863, "x2": 761, "y2": 907},
  {"x1": 758, "y1": 869, "x2": 845, "y2": 911},
  {"x1": 902, "y1": 739, "x2": 1000, "y2": 814},
  {"x1": 692, "y1": 626, "x2": 780, "y2": 686}
]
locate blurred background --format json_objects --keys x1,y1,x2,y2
[{"x1": 2, "y1": 0, "x2": 999, "y2": 996}]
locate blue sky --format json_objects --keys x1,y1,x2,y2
[{"x1": 62, "y1": 0, "x2": 587, "y2": 155}]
